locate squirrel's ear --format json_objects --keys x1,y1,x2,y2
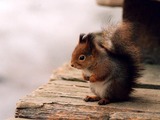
[
  {"x1": 85, "y1": 33, "x2": 95, "y2": 51},
  {"x1": 86, "y1": 33, "x2": 95, "y2": 42},
  {"x1": 79, "y1": 33, "x2": 95, "y2": 44},
  {"x1": 79, "y1": 33, "x2": 86, "y2": 43}
]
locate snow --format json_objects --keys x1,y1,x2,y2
[{"x1": 0, "y1": 0, "x2": 122, "y2": 119}]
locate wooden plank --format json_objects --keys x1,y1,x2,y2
[{"x1": 15, "y1": 64, "x2": 160, "y2": 119}]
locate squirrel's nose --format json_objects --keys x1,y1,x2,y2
[{"x1": 71, "y1": 64, "x2": 74, "y2": 67}]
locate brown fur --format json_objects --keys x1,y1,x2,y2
[{"x1": 71, "y1": 22, "x2": 142, "y2": 105}]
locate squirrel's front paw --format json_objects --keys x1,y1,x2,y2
[
  {"x1": 84, "y1": 96, "x2": 100, "y2": 102},
  {"x1": 89, "y1": 74, "x2": 97, "y2": 82},
  {"x1": 82, "y1": 73, "x2": 90, "y2": 81}
]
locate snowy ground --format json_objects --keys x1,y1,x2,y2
[{"x1": 0, "y1": 0, "x2": 122, "y2": 119}]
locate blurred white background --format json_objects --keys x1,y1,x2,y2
[{"x1": 0, "y1": 0, "x2": 122, "y2": 119}]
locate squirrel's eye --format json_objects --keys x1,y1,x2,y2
[{"x1": 79, "y1": 55, "x2": 86, "y2": 61}]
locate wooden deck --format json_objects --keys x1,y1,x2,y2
[{"x1": 13, "y1": 64, "x2": 160, "y2": 119}]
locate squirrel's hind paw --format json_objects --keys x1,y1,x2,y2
[{"x1": 98, "y1": 98, "x2": 110, "y2": 105}]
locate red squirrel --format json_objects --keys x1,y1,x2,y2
[{"x1": 71, "y1": 22, "x2": 142, "y2": 105}]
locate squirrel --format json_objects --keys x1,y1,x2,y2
[{"x1": 71, "y1": 21, "x2": 142, "y2": 105}]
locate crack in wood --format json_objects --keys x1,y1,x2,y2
[
  {"x1": 135, "y1": 83, "x2": 160, "y2": 90},
  {"x1": 59, "y1": 95, "x2": 83, "y2": 100},
  {"x1": 61, "y1": 77, "x2": 87, "y2": 82}
]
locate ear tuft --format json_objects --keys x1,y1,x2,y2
[
  {"x1": 79, "y1": 33, "x2": 86, "y2": 43},
  {"x1": 79, "y1": 33, "x2": 95, "y2": 44}
]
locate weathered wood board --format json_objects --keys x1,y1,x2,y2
[{"x1": 14, "y1": 64, "x2": 160, "y2": 120}]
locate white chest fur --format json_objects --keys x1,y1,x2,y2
[
  {"x1": 90, "y1": 80, "x2": 110, "y2": 98},
  {"x1": 82, "y1": 69, "x2": 110, "y2": 98}
]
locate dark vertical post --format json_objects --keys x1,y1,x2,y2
[{"x1": 123, "y1": 0, "x2": 160, "y2": 64}]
